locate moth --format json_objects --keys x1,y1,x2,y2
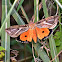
[{"x1": 5, "y1": 16, "x2": 59, "y2": 43}]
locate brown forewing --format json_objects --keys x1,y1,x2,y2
[
  {"x1": 36, "y1": 16, "x2": 59, "y2": 29},
  {"x1": 5, "y1": 24, "x2": 29, "y2": 37}
]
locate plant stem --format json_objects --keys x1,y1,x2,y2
[
  {"x1": 42, "y1": 0, "x2": 59, "y2": 62},
  {"x1": 0, "y1": 0, "x2": 18, "y2": 33}
]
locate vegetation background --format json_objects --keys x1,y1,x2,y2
[{"x1": 0, "y1": 0, "x2": 62, "y2": 62}]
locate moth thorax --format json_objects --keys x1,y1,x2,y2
[{"x1": 29, "y1": 22, "x2": 36, "y2": 29}]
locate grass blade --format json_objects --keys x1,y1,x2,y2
[
  {"x1": 49, "y1": 35, "x2": 59, "y2": 62},
  {"x1": 55, "y1": 0, "x2": 62, "y2": 9},
  {"x1": 10, "y1": 3, "x2": 25, "y2": 25},
  {"x1": 17, "y1": 0, "x2": 24, "y2": 11},
  {"x1": 33, "y1": 0, "x2": 50, "y2": 62},
  {"x1": 34, "y1": 0, "x2": 39, "y2": 22},
  {"x1": 42, "y1": 0, "x2": 59, "y2": 62},
  {"x1": 12, "y1": 8, "x2": 25, "y2": 25},
  {"x1": 0, "y1": 0, "x2": 18, "y2": 33},
  {"x1": 42, "y1": 0, "x2": 48, "y2": 17},
  {"x1": 20, "y1": 5, "x2": 29, "y2": 23},
  {"x1": 34, "y1": 43, "x2": 50, "y2": 62},
  {"x1": 1, "y1": 0, "x2": 10, "y2": 62}
]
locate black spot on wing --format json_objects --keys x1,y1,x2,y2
[
  {"x1": 16, "y1": 35, "x2": 29, "y2": 43},
  {"x1": 42, "y1": 31, "x2": 44, "y2": 33},
  {"x1": 42, "y1": 29, "x2": 53, "y2": 40}
]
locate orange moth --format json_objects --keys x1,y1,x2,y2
[{"x1": 5, "y1": 16, "x2": 59, "y2": 43}]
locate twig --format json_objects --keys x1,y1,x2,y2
[
  {"x1": 51, "y1": 50, "x2": 62, "y2": 62},
  {"x1": 56, "y1": 3, "x2": 59, "y2": 15},
  {"x1": 17, "y1": 1, "x2": 42, "y2": 23},
  {"x1": 20, "y1": 5, "x2": 30, "y2": 23},
  {"x1": 17, "y1": 0, "x2": 30, "y2": 23},
  {"x1": 30, "y1": 2, "x2": 42, "y2": 22},
  {"x1": 32, "y1": 42, "x2": 36, "y2": 62},
  {"x1": 55, "y1": 0, "x2": 62, "y2": 9},
  {"x1": 18, "y1": 56, "x2": 32, "y2": 62}
]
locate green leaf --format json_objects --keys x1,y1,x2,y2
[
  {"x1": 17, "y1": 0, "x2": 24, "y2": 11},
  {"x1": 55, "y1": 39, "x2": 61, "y2": 46},
  {"x1": 54, "y1": 31, "x2": 62, "y2": 53},
  {"x1": 0, "y1": 52, "x2": 5, "y2": 59},
  {"x1": 54, "y1": 31, "x2": 62, "y2": 47},
  {"x1": 54, "y1": 31, "x2": 61, "y2": 39},
  {"x1": 0, "y1": 46, "x2": 5, "y2": 51},
  {"x1": 57, "y1": 43, "x2": 62, "y2": 53},
  {"x1": 0, "y1": 47, "x2": 5, "y2": 59}
]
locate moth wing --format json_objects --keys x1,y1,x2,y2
[
  {"x1": 5, "y1": 24, "x2": 29, "y2": 37},
  {"x1": 36, "y1": 16, "x2": 59, "y2": 29},
  {"x1": 35, "y1": 27, "x2": 50, "y2": 40}
]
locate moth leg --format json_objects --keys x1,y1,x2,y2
[{"x1": 40, "y1": 41, "x2": 50, "y2": 56}]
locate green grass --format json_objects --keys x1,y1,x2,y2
[
  {"x1": 34, "y1": 0, "x2": 39, "y2": 22},
  {"x1": 10, "y1": 3, "x2": 25, "y2": 25},
  {"x1": 20, "y1": 5, "x2": 30, "y2": 23},
  {"x1": 1, "y1": 0, "x2": 21, "y2": 62},
  {"x1": 0, "y1": 0, "x2": 62, "y2": 62},
  {"x1": 1, "y1": 0, "x2": 10, "y2": 62},
  {"x1": 33, "y1": 0, "x2": 50, "y2": 62},
  {"x1": 42, "y1": 0, "x2": 59, "y2": 62}
]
